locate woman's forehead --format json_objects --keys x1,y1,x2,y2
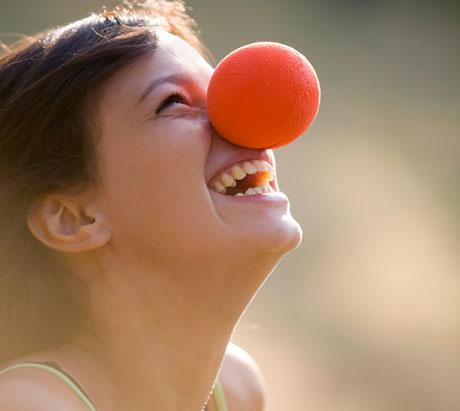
[
  {"x1": 100, "y1": 30, "x2": 212, "y2": 106},
  {"x1": 155, "y1": 30, "x2": 212, "y2": 78}
]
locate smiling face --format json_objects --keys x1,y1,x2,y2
[{"x1": 92, "y1": 30, "x2": 302, "y2": 275}]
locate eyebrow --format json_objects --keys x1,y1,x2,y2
[{"x1": 136, "y1": 73, "x2": 192, "y2": 105}]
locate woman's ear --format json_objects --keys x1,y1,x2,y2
[{"x1": 27, "y1": 194, "x2": 112, "y2": 253}]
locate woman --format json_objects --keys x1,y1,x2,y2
[{"x1": 0, "y1": 1, "x2": 302, "y2": 410}]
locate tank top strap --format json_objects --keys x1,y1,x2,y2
[
  {"x1": 0, "y1": 362, "x2": 228, "y2": 411},
  {"x1": 0, "y1": 362, "x2": 96, "y2": 411},
  {"x1": 212, "y1": 379, "x2": 228, "y2": 411}
]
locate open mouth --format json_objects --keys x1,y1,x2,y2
[{"x1": 208, "y1": 159, "x2": 276, "y2": 196}]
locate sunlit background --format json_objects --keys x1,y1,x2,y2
[{"x1": 1, "y1": 0, "x2": 459, "y2": 410}]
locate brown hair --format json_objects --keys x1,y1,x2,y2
[{"x1": 0, "y1": 0, "x2": 208, "y2": 366}]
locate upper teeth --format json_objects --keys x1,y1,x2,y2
[{"x1": 210, "y1": 159, "x2": 275, "y2": 195}]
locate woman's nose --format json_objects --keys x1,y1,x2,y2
[{"x1": 207, "y1": 120, "x2": 254, "y2": 154}]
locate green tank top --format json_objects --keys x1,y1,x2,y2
[{"x1": 0, "y1": 361, "x2": 228, "y2": 411}]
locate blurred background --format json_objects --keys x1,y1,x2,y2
[{"x1": 1, "y1": 0, "x2": 459, "y2": 410}]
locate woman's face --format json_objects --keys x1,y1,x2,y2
[{"x1": 93, "y1": 30, "x2": 302, "y2": 273}]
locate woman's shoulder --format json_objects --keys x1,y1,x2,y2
[
  {"x1": 216, "y1": 342, "x2": 267, "y2": 411},
  {"x1": 0, "y1": 358, "x2": 89, "y2": 411}
]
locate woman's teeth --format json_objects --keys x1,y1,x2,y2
[
  {"x1": 210, "y1": 159, "x2": 276, "y2": 196},
  {"x1": 235, "y1": 185, "x2": 274, "y2": 196}
]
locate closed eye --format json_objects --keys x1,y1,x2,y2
[{"x1": 156, "y1": 91, "x2": 187, "y2": 114}]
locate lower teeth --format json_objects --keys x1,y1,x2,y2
[{"x1": 234, "y1": 185, "x2": 273, "y2": 196}]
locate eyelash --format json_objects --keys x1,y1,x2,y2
[{"x1": 156, "y1": 91, "x2": 187, "y2": 114}]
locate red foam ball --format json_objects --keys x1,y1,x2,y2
[{"x1": 207, "y1": 42, "x2": 320, "y2": 149}]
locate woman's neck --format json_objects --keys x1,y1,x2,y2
[
  {"x1": 58, "y1": 255, "x2": 277, "y2": 411},
  {"x1": 67, "y1": 321, "x2": 232, "y2": 411}
]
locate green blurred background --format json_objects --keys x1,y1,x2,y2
[{"x1": 1, "y1": 0, "x2": 459, "y2": 410}]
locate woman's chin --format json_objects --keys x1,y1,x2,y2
[
  {"x1": 232, "y1": 211, "x2": 303, "y2": 257},
  {"x1": 258, "y1": 214, "x2": 303, "y2": 255},
  {"x1": 208, "y1": 188, "x2": 303, "y2": 256}
]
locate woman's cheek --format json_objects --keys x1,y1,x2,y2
[
  {"x1": 101, "y1": 113, "x2": 216, "y2": 254},
  {"x1": 156, "y1": 109, "x2": 212, "y2": 150}
]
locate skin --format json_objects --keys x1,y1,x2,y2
[{"x1": 0, "y1": 30, "x2": 301, "y2": 411}]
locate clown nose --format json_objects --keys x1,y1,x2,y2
[{"x1": 207, "y1": 42, "x2": 320, "y2": 149}]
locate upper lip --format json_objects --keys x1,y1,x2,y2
[{"x1": 206, "y1": 149, "x2": 273, "y2": 185}]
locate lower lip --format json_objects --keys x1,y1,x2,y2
[{"x1": 212, "y1": 190, "x2": 289, "y2": 204}]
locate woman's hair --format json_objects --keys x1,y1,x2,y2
[{"x1": 0, "y1": 0, "x2": 208, "y2": 366}]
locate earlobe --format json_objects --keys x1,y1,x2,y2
[{"x1": 27, "y1": 195, "x2": 111, "y2": 253}]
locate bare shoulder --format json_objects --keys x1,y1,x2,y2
[
  {"x1": 217, "y1": 342, "x2": 267, "y2": 411},
  {"x1": 0, "y1": 365, "x2": 88, "y2": 411}
]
